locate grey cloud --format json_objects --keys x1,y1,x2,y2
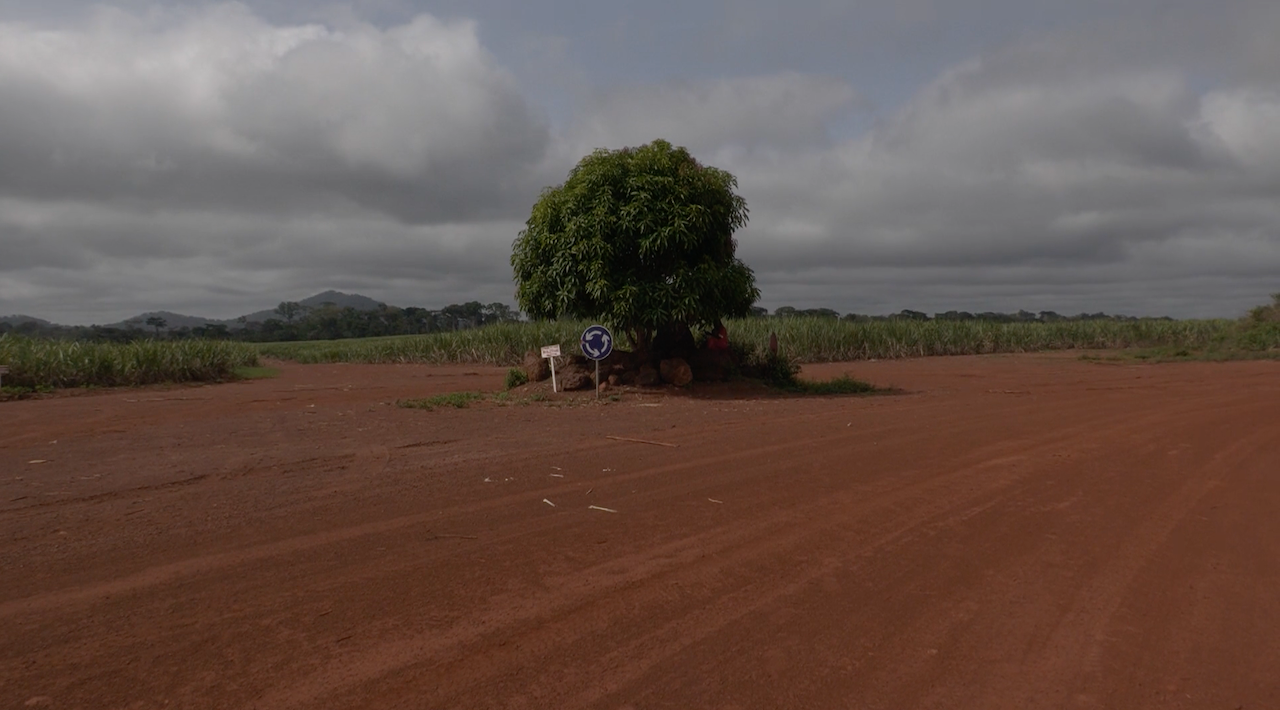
[
  {"x1": 558, "y1": 38, "x2": 1280, "y2": 316},
  {"x1": 0, "y1": 4, "x2": 549, "y2": 323},
  {"x1": 3, "y1": 1, "x2": 1280, "y2": 323},
  {"x1": 0, "y1": 5, "x2": 549, "y2": 223},
  {"x1": 0, "y1": 197, "x2": 522, "y2": 323},
  {"x1": 567, "y1": 73, "x2": 856, "y2": 155}
]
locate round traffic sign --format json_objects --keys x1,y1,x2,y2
[{"x1": 580, "y1": 324, "x2": 614, "y2": 361}]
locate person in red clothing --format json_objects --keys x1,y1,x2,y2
[{"x1": 705, "y1": 318, "x2": 729, "y2": 350}]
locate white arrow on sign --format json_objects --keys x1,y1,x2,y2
[{"x1": 586, "y1": 332, "x2": 610, "y2": 358}]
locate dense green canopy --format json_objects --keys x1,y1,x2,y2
[{"x1": 511, "y1": 139, "x2": 760, "y2": 349}]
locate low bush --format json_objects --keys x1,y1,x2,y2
[{"x1": 505, "y1": 368, "x2": 529, "y2": 389}]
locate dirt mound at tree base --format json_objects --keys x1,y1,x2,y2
[{"x1": 522, "y1": 347, "x2": 736, "y2": 389}]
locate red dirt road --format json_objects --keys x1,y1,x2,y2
[{"x1": 2, "y1": 355, "x2": 1279, "y2": 709}]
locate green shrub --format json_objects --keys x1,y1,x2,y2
[
  {"x1": 1247, "y1": 293, "x2": 1280, "y2": 323},
  {"x1": 1236, "y1": 321, "x2": 1280, "y2": 351},
  {"x1": 505, "y1": 367, "x2": 529, "y2": 389},
  {"x1": 756, "y1": 351, "x2": 801, "y2": 388}
]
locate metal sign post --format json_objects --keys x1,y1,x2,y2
[
  {"x1": 540, "y1": 344, "x2": 561, "y2": 392},
  {"x1": 580, "y1": 325, "x2": 614, "y2": 399}
]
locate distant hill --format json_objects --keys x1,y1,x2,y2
[
  {"x1": 90, "y1": 291, "x2": 392, "y2": 329},
  {"x1": 10, "y1": 291, "x2": 410, "y2": 330},
  {"x1": 1, "y1": 314, "x2": 53, "y2": 327},
  {"x1": 237, "y1": 290, "x2": 391, "y2": 323},
  {"x1": 108, "y1": 311, "x2": 224, "y2": 331}
]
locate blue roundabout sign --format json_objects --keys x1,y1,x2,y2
[{"x1": 580, "y1": 324, "x2": 614, "y2": 361}]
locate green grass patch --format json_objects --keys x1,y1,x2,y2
[
  {"x1": 1, "y1": 384, "x2": 54, "y2": 401},
  {"x1": 794, "y1": 374, "x2": 881, "y2": 395},
  {"x1": 1084, "y1": 344, "x2": 1280, "y2": 364},
  {"x1": 233, "y1": 366, "x2": 281, "y2": 380},
  {"x1": 397, "y1": 391, "x2": 486, "y2": 410},
  {"x1": 397, "y1": 389, "x2": 583, "y2": 410},
  {"x1": 762, "y1": 368, "x2": 883, "y2": 396}
]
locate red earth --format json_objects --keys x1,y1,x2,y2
[{"x1": 2, "y1": 354, "x2": 1279, "y2": 709}]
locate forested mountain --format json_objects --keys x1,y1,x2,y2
[
  {"x1": 237, "y1": 290, "x2": 387, "y2": 323},
  {"x1": 0, "y1": 315, "x2": 52, "y2": 327},
  {"x1": 1, "y1": 293, "x2": 521, "y2": 342}
]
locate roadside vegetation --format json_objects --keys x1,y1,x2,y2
[
  {"x1": 0, "y1": 335, "x2": 260, "y2": 394},
  {"x1": 256, "y1": 320, "x2": 586, "y2": 365},
  {"x1": 254, "y1": 316, "x2": 1247, "y2": 366},
  {"x1": 5, "y1": 296, "x2": 1277, "y2": 396},
  {"x1": 1083, "y1": 294, "x2": 1280, "y2": 363}
]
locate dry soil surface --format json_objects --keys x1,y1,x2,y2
[{"x1": 2, "y1": 354, "x2": 1279, "y2": 709}]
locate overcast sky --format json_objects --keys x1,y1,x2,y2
[{"x1": 2, "y1": 1, "x2": 1278, "y2": 323}]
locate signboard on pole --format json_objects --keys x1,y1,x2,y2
[
  {"x1": 581, "y1": 325, "x2": 613, "y2": 399},
  {"x1": 540, "y1": 344, "x2": 561, "y2": 392},
  {"x1": 580, "y1": 325, "x2": 613, "y2": 361}
]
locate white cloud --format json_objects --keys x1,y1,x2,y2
[{"x1": 1196, "y1": 88, "x2": 1280, "y2": 170}]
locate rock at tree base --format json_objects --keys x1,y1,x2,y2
[
  {"x1": 637, "y1": 365, "x2": 661, "y2": 387},
  {"x1": 558, "y1": 363, "x2": 595, "y2": 391},
  {"x1": 659, "y1": 358, "x2": 693, "y2": 387},
  {"x1": 599, "y1": 349, "x2": 635, "y2": 374},
  {"x1": 522, "y1": 350, "x2": 551, "y2": 382},
  {"x1": 688, "y1": 348, "x2": 733, "y2": 382}
]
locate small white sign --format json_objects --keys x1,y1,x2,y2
[{"x1": 541, "y1": 344, "x2": 561, "y2": 358}]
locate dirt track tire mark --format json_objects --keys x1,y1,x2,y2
[
  {"x1": 987, "y1": 413, "x2": 1280, "y2": 709},
  {"x1": 0, "y1": 400, "x2": 1095, "y2": 617},
  {"x1": 7, "y1": 359, "x2": 1280, "y2": 710},
  {"x1": 247, "y1": 399, "x2": 1229, "y2": 709}
]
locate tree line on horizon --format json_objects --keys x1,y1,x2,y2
[{"x1": 769, "y1": 307, "x2": 1172, "y2": 323}]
